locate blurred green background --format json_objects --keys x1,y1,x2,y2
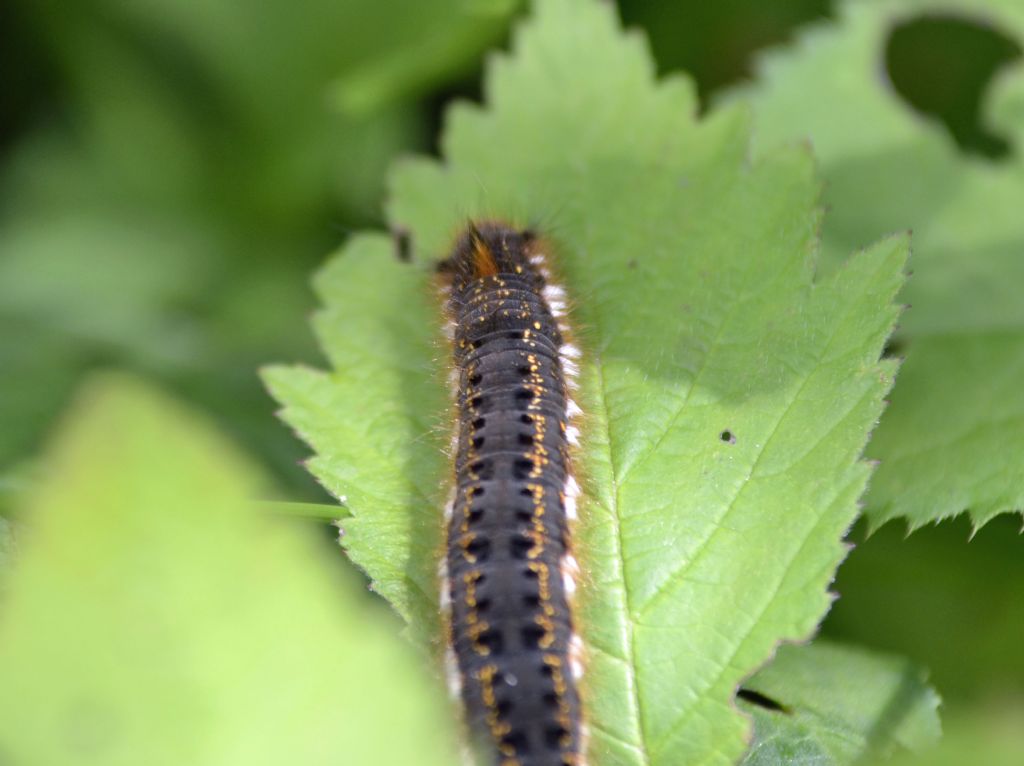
[{"x1": 1, "y1": 0, "x2": 1020, "y2": 731}]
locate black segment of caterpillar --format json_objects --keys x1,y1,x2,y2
[{"x1": 437, "y1": 222, "x2": 585, "y2": 766}]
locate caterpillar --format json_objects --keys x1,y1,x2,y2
[{"x1": 438, "y1": 222, "x2": 585, "y2": 766}]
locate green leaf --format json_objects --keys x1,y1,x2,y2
[
  {"x1": 863, "y1": 703, "x2": 1024, "y2": 766},
  {"x1": 258, "y1": 500, "x2": 349, "y2": 520},
  {"x1": 0, "y1": 516, "x2": 15, "y2": 594},
  {"x1": 267, "y1": 0, "x2": 906, "y2": 763},
  {"x1": 733, "y1": 0, "x2": 1024, "y2": 529},
  {"x1": 26, "y1": 0, "x2": 518, "y2": 121},
  {"x1": 18, "y1": 0, "x2": 517, "y2": 218},
  {"x1": 263, "y1": 239, "x2": 452, "y2": 644},
  {"x1": 825, "y1": 514, "x2": 1024, "y2": 701},
  {"x1": 0, "y1": 0, "x2": 511, "y2": 478},
  {"x1": 0, "y1": 374, "x2": 457, "y2": 765},
  {"x1": 739, "y1": 641, "x2": 941, "y2": 765}
]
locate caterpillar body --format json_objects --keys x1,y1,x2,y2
[{"x1": 439, "y1": 222, "x2": 585, "y2": 766}]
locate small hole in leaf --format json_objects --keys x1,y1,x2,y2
[
  {"x1": 720, "y1": 430, "x2": 736, "y2": 444},
  {"x1": 392, "y1": 227, "x2": 412, "y2": 262}
]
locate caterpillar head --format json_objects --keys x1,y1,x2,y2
[{"x1": 440, "y1": 221, "x2": 541, "y2": 291}]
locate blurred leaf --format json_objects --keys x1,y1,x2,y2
[
  {"x1": 0, "y1": 319, "x2": 88, "y2": 468},
  {"x1": 0, "y1": 460, "x2": 41, "y2": 519},
  {"x1": 42, "y1": 0, "x2": 518, "y2": 120},
  {"x1": 268, "y1": 1, "x2": 907, "y2": 763},
  {"x1": 824, "y1": 514, "x2": 1024, "y2": 702},
  {"x1": 0, "y1": 373, "x2": 458, "y2": 766},
  {"x1": 619, "y1": 0, "x2": 831, "y2": 99},
  {"x1": 0, "y1": 211, "x2": 214, "y2": 359},
  {"x1": 258, "y1": 501, "x2": 347, "y2": 520},
  {"x1": 263, "y1": 240, "x2": 451, "y2": 639},
  {"x1": 739, "y1": 641, "x2": 941, "y2": 765},
  {"x1": 1, "y1": 0, "x2": 520, "y2": 483},
  {"x1": 865, "y1": 703, "x2": 1024, "y2": 766},
  {"x1": 733, "y1": 0, "x2": 1024, "y2": 529},
  {"x1": 886, "y1": 15, "x2": 1021, "y2": 157},
  {"x1": 15, "y1": 0, "x2": 519, "y2": 223},
  {"x1": 0, "y1": 516, "x2": 14, "y2": 592}
]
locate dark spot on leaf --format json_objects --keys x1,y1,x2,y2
[
  {"x1": 737, "y1": 688, "x2": 791, "y2": 714},
  {"x1": 392, "y1": 227, "x2": 412, "y2": 262}
]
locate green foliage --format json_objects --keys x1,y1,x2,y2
[
  {"x1": 872, "y1": 704, "x2": 1024, "y2": 766},
  {"x1": 264, "y1": 237, "x2": 451, "y2": 641},
  {"x1": 826, "y1": 514, "x2": 1024, "y2": 703},
  {"x1": 0, "y1": 374, "x2": 457, "y2": 765},
  {"x1": 733, "y1": 0, "x2": 1024, "y2": 529},
  {"x1": 739, "y1": 641, "x2": 940, "y2": 765},
  {"x1": 0, "y1": 0, "x2": 519, "y2": 485},
  {"x1": 2, "y1": 0, "x2": 1022, "y2": 762},
  {"x1": 0, "y1": 515, "x2": 14, "y2": 594},
  {"x1": 267, "y1": 1, "x2": 918, "y2": 762}
]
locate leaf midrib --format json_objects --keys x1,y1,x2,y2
[{"x1": 593, "y1": 349, "x2": 650, "y2": 766}]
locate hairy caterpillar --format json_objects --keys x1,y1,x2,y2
[{"x1": 438, "y1": 222, "x2": 585, "y2": 766}]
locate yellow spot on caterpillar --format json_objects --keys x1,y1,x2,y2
[{"x1": 477, "y1": 665, "x2": 517, "y2": 761}]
